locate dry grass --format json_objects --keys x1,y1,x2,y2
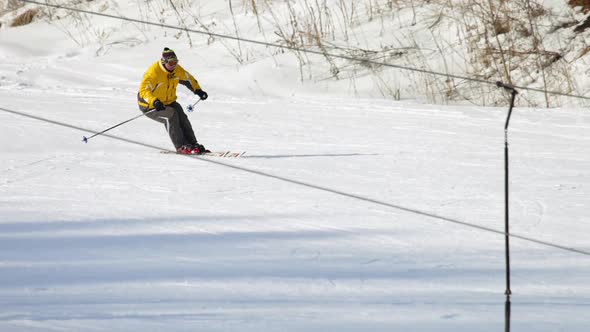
[
  {"x1": 570, "y1": 0, "x2": 590, "y2": 33},
  {"x1": 493, "y1": 19, "x2": 511, "y2": 35},
  {"x1": 1, "y1": 0, "x2": 583, "y2": 106},
  {"x1": 574, "y1": 16, "x2": 590, "y2": 32},
  {"x1": 10, "y1": 8, "x2": 38, "y2": 27},
  {"x1": 569, "y1": 0, "x2": 590, "y2": 13},
  {"x1": 1, "y1": 0, "x2": 22, "y2": 16}
]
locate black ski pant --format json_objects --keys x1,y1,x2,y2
[{"x1": 140, "y1": 101, "x2": 198, "y2": 149}]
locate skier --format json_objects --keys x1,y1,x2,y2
[{"x1": 137, "y1": 47, "x2": 210, "y2": 154}]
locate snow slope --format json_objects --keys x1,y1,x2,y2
[{"x1": 1, "y1": 2, "x2": 590, "y2": 331}]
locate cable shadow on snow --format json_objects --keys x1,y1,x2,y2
[
  {"x1": 0, "y1": 216, "x2": 505, "y2": 289},
  {"x1": 0, "y1": 216, "x2": 414, "y2": 288},
  {"x1": 0, "y1": 214, "x2": 300, "y2": 233}
]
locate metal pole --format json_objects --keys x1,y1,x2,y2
[
  {"x1": 505, "y1": 296, "x2": 512, "y2": 332},
  {"x1": 187, "y1": 98, "x2": 201, "y2": 112},
  {"x1": 504, "y1": 130, "x2": 512, "y2": 296},
  {"x1": 497, "y1": 81, "x2": 518, "y2": 297},
  {"x1": 82, "y1": 109, "x2": 156, "y2": 143}
]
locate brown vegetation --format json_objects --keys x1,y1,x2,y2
[
  {"x1": 569, "y1": 0, "x2": 590, "y2": 13},
  {"x1": 10, "y1": 8, "x2": 38, "y2": 27}
]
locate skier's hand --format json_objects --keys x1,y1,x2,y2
[
  {"x1": 195, "y1": 89, "x2": 208, "y2": 101},
  {"x1": 153, "y1": 99, "x2": 166, "y2": 111}
]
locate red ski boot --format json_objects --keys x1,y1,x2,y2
[
  {"x1": 176, "y1": 145, "x2": 194, "y2": 154},
  {"x1": 189, "y1": 143, "x2": 210, "y2": 154},
  {"x1": 194, "y1": 143, "x2": 210, "y2": 154}
]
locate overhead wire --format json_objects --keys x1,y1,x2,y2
[
  {"x1": 1, "y1": 106, "x2": 590, "y2": 258},
  {"x1": 19, "y1": 0, "x2": 590, "y2": 101}
]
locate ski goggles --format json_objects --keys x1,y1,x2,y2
[{"x1": 164, "y1": 59, "x2": 178, "y2": 66}]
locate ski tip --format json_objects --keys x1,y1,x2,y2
[{"x1": 82, "y1": 136, "x2": 88, "y2": 143}]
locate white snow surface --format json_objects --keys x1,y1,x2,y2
[{"x1": 1, "y1": 3, "x2": 590, "y2": 331}]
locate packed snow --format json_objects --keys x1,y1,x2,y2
[{"x1": 1, "y1": 1, "x2": 590, "y2": 331}]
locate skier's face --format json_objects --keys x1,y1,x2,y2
[{"x1": 164, "y1": 60, "x2": 178, "y2": 71}]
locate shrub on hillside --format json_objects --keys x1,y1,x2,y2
[{"x1": 10, "y1": 8, "x2": 38, "y2": 27}]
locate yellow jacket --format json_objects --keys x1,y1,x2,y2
[{"x1": 137, "y1": 61, "x2": 202, "y2": 109}]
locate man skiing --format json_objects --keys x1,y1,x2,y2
[{"x1": 137, "y1": 47, "x2": 210, "y2": 154}]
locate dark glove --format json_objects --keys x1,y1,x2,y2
[
  {"x1": 153, "y1": 99, "x2": 166, "y2": 111},
  {"x1": 195, "y1": 89, "x2": 208, "y2": 100}
]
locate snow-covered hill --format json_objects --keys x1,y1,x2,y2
[
  {"x1": 3, "y1": 0, "x2": 590, "y2": 106},
  {"x1": 1, "y1": 1, "x2": 590, "y2": 331}
]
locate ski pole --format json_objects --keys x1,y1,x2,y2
[
  {"x1": 82, "y1": 109, "x2": 156, "y2": 143},
  {"x1": 186, "y1": 99, "x2": 201, "y2": 112}
]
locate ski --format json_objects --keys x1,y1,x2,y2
[
  {"x1": 203, "y1": 151, "x2": 246, "y2": 158},
  {"x1": 160, "y1": 150, "x2": 246, "y2": 158}
]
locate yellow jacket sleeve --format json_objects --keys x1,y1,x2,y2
[
  {"x1": 178, "y1": 67, "x2": 202, "y2": 93},
  {"x1": 138, "y1": 62, "x2": 162, "y2": 108}
]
